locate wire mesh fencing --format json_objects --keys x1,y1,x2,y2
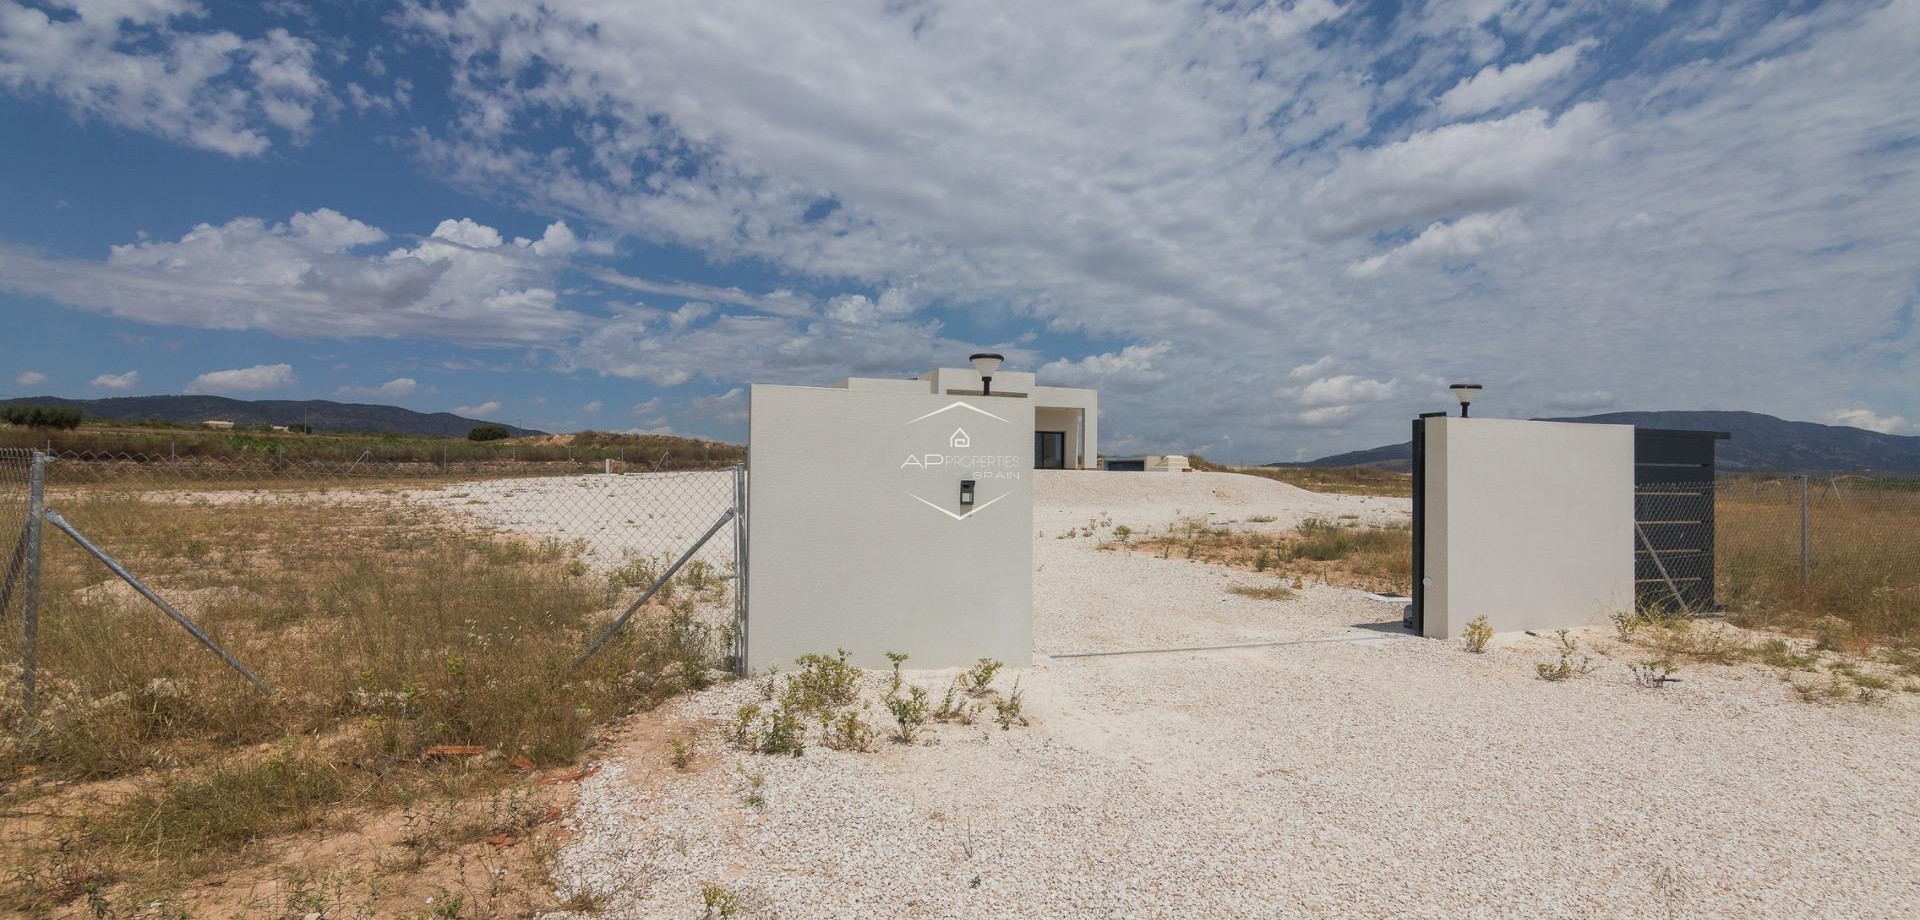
[
  {"x1": 1713, "y1": 475, "x2": 1920, "y2": 643},
  {"x1": 0, "y1": 450, "x2": 37, "y2": 705},
  {"x1": 3, "y1": 449, "x2": 747, "y2": 735}
]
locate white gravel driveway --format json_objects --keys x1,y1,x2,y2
[{"x1": 546, "y1": 471, "x2": 1920, "y2": 919}]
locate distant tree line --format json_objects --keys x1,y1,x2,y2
[
  {"x1": 1, "y1": 406, "x2": 83, "y2": 429},
  {"x1": 468, "y1": 423, "x2": 511, "y2": 441}
]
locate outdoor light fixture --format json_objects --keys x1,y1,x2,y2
[
  {"x1": 960, "y1": 478, "x2": 977, "y2": 505},
  {"x1": 970, "y1": 352, "x2": 1004, "y2": 396},
  {"x1": 1449, "y1": 383, "x2": 1483, "y2": 417}
]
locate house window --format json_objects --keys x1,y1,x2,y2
[{"x1": 1034, "y1": 431, "x2": 1066, "y2": 469}]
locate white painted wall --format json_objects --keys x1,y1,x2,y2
[
  {"x1": 747, "y1": 385, "x2": 1034, "y2": 671},
  {"x1": 1032, "y1": 385, "x2": 1098, "y2": 466},
  {"x1": 1422, "y1": 417, "x2": 1634, "y2": 639}
]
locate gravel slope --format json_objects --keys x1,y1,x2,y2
[{"x1": 545, "y1": 471, "x2": 1920, "y2": 920}]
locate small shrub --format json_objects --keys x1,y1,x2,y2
[
  {"x1": 670, "y1": 738, "x2": 693, "y2": 770},
  {"x1": 1629, "y1": 659, "x2": 1681, "y2": 688},
  {"x1": 784, "y1": 649, "x2": 860, "y2": 714},
  {"x1": 467, "y1": 423, "x2": 510, "y2": 441},
  {"x1": 729, "y1": 704, "x2": 762, "y2": 749},
  {"x1": 737, "y1": 768, "x2": 766, "y2": 808},
  {"x1": 702, "y1": 883, "x2": 740, "y2": 918},
  {"x1": 957, "y1": 658, "x2": 1002, "y2": 696},
  {"x1": 1112, "y1": 524, "x2": 1133, "y2": 543},
  {"x1": 931, "y1": 681, "x2": 981, "y2": 725},
  {"x1": 1535, "y1": 630, "x2": 1595, "y2": 682},
  {"x1": 994, "y1": 680, "x2": 1029, "y2": 731},
  {"x1": 1813, "y1": 615, "x2": 1859, "y2": 654},
  {"x1": 1246, "y1": 515, "x2": 1278, "y2": 524},
  {"x1": 819, "y1": 710, "x2": 876, "y2": 752},
  {"x1": 1790, "y1": 674, "x2": 1857, "y2": 704},
  {"x1": 887, "y1": 685, "x2": 930, "y2": 743},
  {"x1": 1253, "y1": 549, "x2": 1271, "y2": 572},
  {"x1": 1462, "y1": 614, "x2": 1493, "y2": 653},
  {"x1": 756, "y1": 705, "x2": 805, "y2": 757},
  {"x1": 886, "y1": 651, "x2": 909, "y2": 694},
  {"x1": 1757, "y1": 639, "x2": 1817, "y2": 670}
]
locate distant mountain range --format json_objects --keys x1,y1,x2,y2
[
  {"x1": 0, "y1": 395, "x2": 546, "y2": 438},
  {"x1": 1274, "y1": 410, "x2": 1920, "y2": 473}
]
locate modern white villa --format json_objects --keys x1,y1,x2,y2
[{"x1": 836, "y1": 357, "x2": 1099, "y2": 469}]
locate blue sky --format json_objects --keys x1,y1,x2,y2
[{"x1": 1, "y1": 0, "x2": 1916, "y2": 462}]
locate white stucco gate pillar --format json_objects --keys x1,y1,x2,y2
[
  {"x1": 1411, "y1": 417, "x2": 1636, "y2": 639},
  {"x1": 745, "y1": 384, "x2": 1034, "y2": 671}
]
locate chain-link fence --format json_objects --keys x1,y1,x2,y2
[
  {"x1": 0, "y1": 450, "x2": 38, "y2": 708},
  {"x1": 2, "y1": 449, "x2": 746, "y2": 730},
  {"x1": 1638, "y1": 475, "x2": 1920, "y2": 642},
  {"x1": 1714, "y1": 475, "x2": 1920, "y2": 641}
]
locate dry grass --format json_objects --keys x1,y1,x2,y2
[
  {"x1": 1189, "y1": 457, "x2": 1412, "y2": 497},
  {"x1": 1228, "y1": 583, "x2": 1297, "y2": 602},
  {"x1": 1120, "y1": 517, "x2": 1412, "y2": 595},
  {"x1": 0, "y1": 489, "x2": 723, "y2": 914},
  {"x1": 1714, "y1": 478, "x2": 1920, "y2": 648}
]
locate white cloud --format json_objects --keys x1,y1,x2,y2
[
  {"x1": 582, "y1": 400, "x2": 603, "y2": 413},
  {"x1": 1296, "y1": 405, "x2": 1360, "y2": 427},
  {"x1": 1823, "y1": 408, "x2": 1915, "y2": 435},
  {"x1": 687, "y1": 388, "x2": 748, "y2": 426},
  {"x1": 185, "y1": 363, "x2": 295, "y2": 394},
  {"x1": 1312, "y1": 105, "x2": 1611, "y2": 238},
  {"x1": 1347, "y1": 210, "x2": 1528, "y2": 279},
  {"x1": 1436, "y1": 40, "x2": 1598, "y2": 117},
  {"x1": 337, "y1": 378, "x2": 419, "y2": 399},
  {"x1": 14, "y1": 370, "x2": 44, "y2": 387},
  {"x1": 0, "y1": 209, "x2": 584, "y2": 345},
  {"x1": 454, "y1": 400, "x2": 502, "y2": 417},
  {"x1": 0, "y1": 3, "x2": 330, "y2": 156},
  {"x1": 1295, "y1": 375, "x2": 1400, "y2": 408},
  {"x1": 630, "y1": 397, "x2": 662, "y2": 416},
  {"x1": 1038, "y1": 343, "x2": 1173, "y2": 390},
  {"x1": 90, "y1": 370, "x2": 138, "y2": 390}
]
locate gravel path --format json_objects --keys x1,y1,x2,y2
[{"x1": 544, "y1": 471, "x2": 1920, "y2": 919}]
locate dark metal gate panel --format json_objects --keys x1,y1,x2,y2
[
  {"x1": 1406, "y1": 413, "x2": 1446, "y2": 633},
  {"x1": 1633, "y1": 428, "x2": 1728, "y2": 612}
]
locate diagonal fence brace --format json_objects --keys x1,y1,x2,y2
[
  {"x1": 1635, "y1": 520, "x2": 1692, "y2": 616},
  {"x1": 571, "y1": 506, "x2": 736, "y2": 671},
  {"x1": 42, "y1": 509, "x2": 275, "y2": 696}
]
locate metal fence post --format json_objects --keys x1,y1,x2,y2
[
  {"x1": 22, "y1": 450, "x2": 44, "y2": 721},
  {"x1": 733, "y1": 464, "x2": 748, "y2": 675},
  {"x1": 1799, "y1": 474, "x2": 1811, "y2": 587}
]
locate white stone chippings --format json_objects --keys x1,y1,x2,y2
[{"x1": 531, "y1": 471, "x2": 1916, "y2": 919}]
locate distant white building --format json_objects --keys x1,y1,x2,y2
[
  {"x1": 202, "y1": 420, "x2": 234, "y2": 430},
  {"x1": 1101, "y1": 454, "x2": 1190, "y2": 473},
  {"x1": 836, "y1": 364, "x2": 1098, "y2": 470}
]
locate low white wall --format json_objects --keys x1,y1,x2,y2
[
  {"x1": 747, "y1": 385, "x2": 1034, "y2": 671},
  {"x1": 1423, "y1": 417, "x2": 1634, "y2": 639}
]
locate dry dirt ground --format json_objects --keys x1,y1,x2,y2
[{"x1": 450, "y1": 471, "x2": 1918, "y2": 920}]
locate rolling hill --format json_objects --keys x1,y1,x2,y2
[
  {"x1": 1274, "y1": 410, "x2": 1920, "y2": 473},
  {"x1": 0, "y1": 395, "x2": 545, "y2": 438}
]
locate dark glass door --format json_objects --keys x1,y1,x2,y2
[{"x1": 1035, "y1": 431, "x2": 1066, "y2": 469}]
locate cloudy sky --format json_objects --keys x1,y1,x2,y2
[{"x1": 1, "y1": 0, "x2": 1916, "y2": 461}]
